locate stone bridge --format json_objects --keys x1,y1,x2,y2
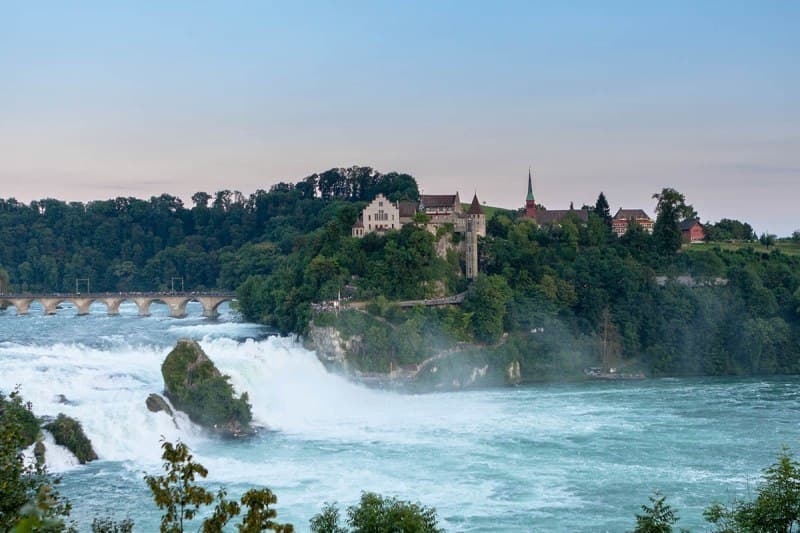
[{"x1": 0, "y1": 292, "x2": 236, "y2": 319}]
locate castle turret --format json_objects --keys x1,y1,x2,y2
[
  {"x1": 465, "y1": 193, "x2": 485, "y2": 279},
  {"x1": 525, "y1": 168, "x2": 537, "y2": 219}
]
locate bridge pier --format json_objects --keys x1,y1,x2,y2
[
  {"x1": 72, "y1": 298, "x2": 94, "y2": 316},
  {"x1": 133, "y1": 298, "x2": 153, "y2": 317},
  {"x1": 39, "y1": 298, "x2": 61, "y2": 315},
  {"x1": 101, "y1": 298, "x2": 123, "y2": 316},
  {"x1": 7, "y1": 299, "x2": 31, "y2": 315}
]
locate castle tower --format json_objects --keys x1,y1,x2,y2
[
  {"x1": 465, "y1": 193, "x2": 485, "y2": 279},
  {"x1": 525, "y1": 168, "x2": 537, "y2": 219}
]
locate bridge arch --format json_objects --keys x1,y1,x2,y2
[{"x1": 195, "y1": 296, "x2": 234, "y2": 319}]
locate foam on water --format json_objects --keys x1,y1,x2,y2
[
  {"x1": 22, "y1": 430, "x2": 80, "y2": 473},
  {"x1": 2, "y1": 309, "x2": 800, "y2": 531}
]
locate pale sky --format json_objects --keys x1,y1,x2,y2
[{"x1": 2, "y1": 1, "x2": 798, "y2": 235}]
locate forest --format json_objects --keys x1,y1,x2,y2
[{"x1": 1, "y1": 166, "x2": 799, "y2": 378}]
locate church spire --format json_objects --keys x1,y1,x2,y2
[
  {"x1": 525, "y1": 167, "x2": 537, "y2": 219},
  {"x1": 526, "y1": 167, "x2": 535, "y2": 202}
]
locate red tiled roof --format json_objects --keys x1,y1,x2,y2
[{"x1": 421, "y1": 194, "x2": 459, "y2": 208}]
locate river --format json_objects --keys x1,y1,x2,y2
[{"x1": 0, "y1": 302, "x2": 798, "y2": 531}]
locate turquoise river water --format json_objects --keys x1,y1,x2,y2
[{"x1": 0, "y1": 302, "x2": 798, "y2": 531}]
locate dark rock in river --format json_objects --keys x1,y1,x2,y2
[
  {"x1": 33, "y1": 440, "x2": 46, "y2": 466},
  {"x1": 161, "y1": 338, "x2": 254, "y2": 438},
  {"x1": 43, "y1": 414, "x2": 98, "y2": 464},
  {"x1": 55, "y1": 394, "x2": 71, "y2": 405},
  {"x1": 145, "y1": 393, "x2": 173, "y2": 416}
]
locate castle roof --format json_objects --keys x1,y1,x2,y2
[
  {"x1": 614, "y1": 208, "x2": 651, "y2": 221},
  {"x1": 467, "y1": 193, "x2": 484, "y2": 215},
  {"x1": 420, "y1": 194, "x2": 459, "y2": 209},
  {"x1": 398, "y1": 201, "x2": 419, "y2": 218},
  {"x1": 352, "y1": 217, "x2": 364, "y2": 228}
]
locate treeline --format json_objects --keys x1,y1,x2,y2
[
  {"x1": 0, "y1": 167, "x2": 416, "y2": 294},
  {"x1": 2, "y1": 169, "x2": 799, "y2": 377}
]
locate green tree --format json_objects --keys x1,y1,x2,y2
[
  {"x1": 759, "y1": 233, "x2": 777, "y2": 248},
  {"x1": 0, "y1": 389, "x2": 73, "y2": 532},
  {"x1": 145, "y1": 441, "x2": 215, "y2": 533},
  {"x1": 237, "y1": 488, "x2": 294, "y2": 532},
  {"x1": 91, "y1": 516, "x2": 135, "y2": 532},
  {"x1": 310, "y1": 492, "x2": 442, "y2": 533},
  {"x1": 652, "y1": 188, "x2": 695, "y2": 256},
  {"x1": 464, "y1": 274, "x2": 512, "y2": 343},
  {"x1": 146, "y1": 440, "x2": 293, "y2": 533},
  {"x1": 633, "y1": 491, "x2": 680, "y2": 533},
  {"x1": 705, "y1": 447, "x2": 800, "y2": 532},
  {"x1": 594, "y1": 192, "x2": 612, "y2": 227},
  {"x1": 309, "y1": 503, "x2": 346, "y2": 533}
]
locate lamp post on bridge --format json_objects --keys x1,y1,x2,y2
[
  {"x1": 171, "y1": 277, "x2": 185, "y2": 293},
  {"x1": 75, "y1": 278, "x2": 90, "y2": 295}
]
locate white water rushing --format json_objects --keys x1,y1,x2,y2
[{"x1": 1, "y1": 302, "x2": 799, "y2": 531}]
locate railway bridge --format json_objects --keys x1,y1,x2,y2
[{"x1": 0, "y1": 292, "x2": 235, "y2": 319}]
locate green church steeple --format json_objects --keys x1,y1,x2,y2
[{"x1": 526, "y1": 167, "x2": 534, "y2": 202}]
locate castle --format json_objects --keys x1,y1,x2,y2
[{"x1": 352, "y1": 192, "x2": 486, "y2": 278}]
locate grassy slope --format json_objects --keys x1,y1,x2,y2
[
  {"x1": 461, "y1": 203, "x2": 517, "y2": 219},
  {"x1": 684, "y1": 240, "x2": 800, "y2": 256}
]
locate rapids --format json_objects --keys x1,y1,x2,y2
[{"x1": 1, "y1": 301, "x2": 798, "y2": 531}]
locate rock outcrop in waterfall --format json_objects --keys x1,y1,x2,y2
[{"x1": 161, "y1": 338, "x2": 254, "y2": 438}]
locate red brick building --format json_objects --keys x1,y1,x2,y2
[
  {"x1": 680, "y1": 219, "x2": 705, "y2": 243},
  {"x1": 522, "y1": 170, "x2": 589, "y2": 224}
]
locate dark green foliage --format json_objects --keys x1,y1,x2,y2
[
  {"x1": 594, "y1": 192, "x2": 612, "y2": 227},
  {"x1": 201, "y1": 489, "x2": 241, "y2": 533},
  {"x1": 463, "y1": 274, "x2": 512, "y2": 344},
  {"x1": 0, "y1": 393, "x2": 41, "y2": 448},
  {"x1": 309, "y1": 503, "x2": 346, "y2": 533},
  {"x1": 44, "y1": 414, "x2": 97, "y2": 464},
  {"x1": 705, "y1": 219, "x2": 756, "y2": 242},
  {"x1": 237, "y1": 488, "x2": 294, "y2": 532},
  {"x1": 652, "y1": 188, "x2": 695, "y2": 256},
  {"x1": 633, "y1": 492, "x2": 680, "y2": 532},
  {"x1": 145, "y1": 441, "x2": 215, "y2": 533},
  {"x1": 146, "y1": 440, "x2": 293, "y2": 533},
  {"x1": 704, "y1": 447, "x2": 800, "y2": 532},
  {"x1": 91, "y1": 516, "x2": 135, "y2": 532},
  {"x1": 0, "y1": 166, "x2": 416, "y2": 294},
  {"x1": 309, "y1": 492, "x2": 441, "y2": 533},
  {"x1": 161, "y1": 339, "x2": 252, "y2": 435},
  {"x1": 0, "y1": 389, "x2": 73, "y2": 532}
]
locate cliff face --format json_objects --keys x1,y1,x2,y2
[
  {"x1": 161, "y1": 338, "x2": 254, "y2": 437},
  {"x1": 305, "y1": 323, "x2": 360, "y2": 371},
  {"x1": 305, "y1": 321, "x2": 518, "y2": 391}
]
